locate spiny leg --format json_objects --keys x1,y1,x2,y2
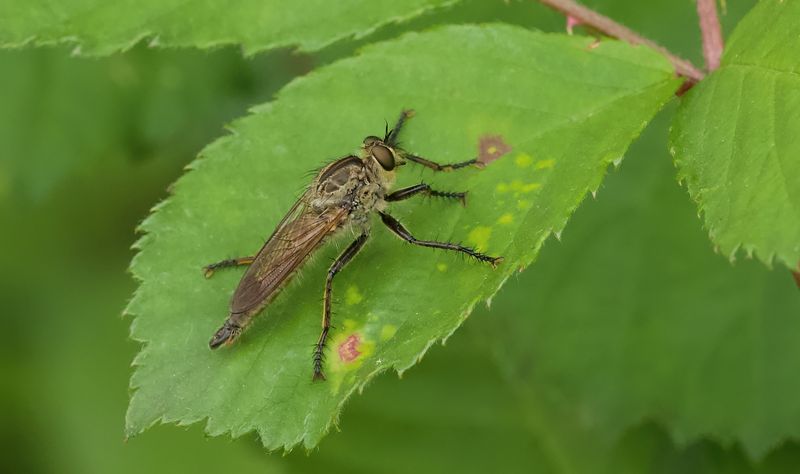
[
  {"x1": 313, "y1": 232, "x2": 370, "y2": 381},
  {"x1": 385, "y1": 109, "x2": 415, "y2": 146},
  {"x1": 404, "y1": 153, "x2": 480, "y2": 172},
  {"x1": 385, "y1": 183, "x2": 467, "y2": 206},
  {"x1": 203, "y1": 256, "x2": 255, "y2": 278},
  {"x1": 379, "y1": 212, "x2": 502, "y2": 267}
]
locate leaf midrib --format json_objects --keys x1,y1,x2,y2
[{"x1": 723, "y1": 62, "x2": 800, "y2": 80}]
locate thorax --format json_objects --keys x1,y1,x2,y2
[{"x1": 310, "y1": 156, "x2": 392, "y2": 221}]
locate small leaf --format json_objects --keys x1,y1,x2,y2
[
  {"x1": 670, "y1": 0, "x2": 800, "y2": 268},
  {"x1": 126, "y1": 25, "x2": 678, "y2": 449},
  {"x1": 0, "y1": 0, "x2": 457, "y2": 55}
]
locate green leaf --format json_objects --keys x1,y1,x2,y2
[
  {"x1": 476, "y1": 109, "x2": 800, "y2": 458},
  {"x1": 0, "y1": 0, "x2": 457, "y2": 55},
  {"x1": 126, "y1": 24, "x2": 678, "y2": 449},
  {"x1": 670, "y1": 0, "x2": 800, "y2": 268}
]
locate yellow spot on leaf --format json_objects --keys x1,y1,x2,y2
[
  {"x1": 517, "y1": 199, "x2": 532, "y2": 210},
  {"x1": 535, "y1": 159, "x2": 555, "y2": 169},
  {"x1": 497, "y1": 213, "x2": 514, "y2": 225},
  {"x1": 499, "y1": 181, "x2": 539, "y2": 203},
  {"x1": 436, "y1": 263, "x2": 448, "y2": 272},
  {"x1": 345, "y1": 285, "x2": 363, "y2": 305},
  {"x1": 380, "y1": 325, "x2": 397, "y2": 341},
  {"x1": 510, "y1": 180, "x2": 540, "y2": 193},
  {"x1": 467, "y1": 226, "x2": 492, "y2": 252},
  {"x1": 514, "y1": 153, "x2": 534, "y2": 168}
]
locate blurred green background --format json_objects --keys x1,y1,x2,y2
[{"x1": 3, "y1": 1, "x2": 798, "y2": 473}]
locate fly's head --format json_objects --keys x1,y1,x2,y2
[{"x1": 361, "y1": 135, "x2": 406, "y2": 176}]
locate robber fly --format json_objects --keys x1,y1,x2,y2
[{"x1": 204, "y1": 110, "x2": 502, "y2": 381}]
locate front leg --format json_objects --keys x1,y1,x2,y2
[
  {"x1": 385, "y1": 183, "x2": 467, "y2": 206},
  {"x1": 404, "y1": 154, "x2": 480, "y2": 172},
  {"x1": 385, "y1": 109, "x2": 415, "y2": 146}
]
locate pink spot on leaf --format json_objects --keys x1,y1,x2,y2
[
  {"x1": 338, "y1": 334, "x2": 362, "y2": 363},
  {"x1": 477, "y1": 135, "x2": 512, "y2": 166}
]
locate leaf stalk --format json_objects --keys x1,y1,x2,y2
[
  {"x1": 537, "y1": 0, "x2": 706, "y2": 84},
  {"x1": 695, "y1": 0, "x2": 724, "y2": 71}
]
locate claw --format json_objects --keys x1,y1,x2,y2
[
  {"x1": 312, "y1": 369, "x2": 326, "y2": 382},
  {"x1": 459, "y1": 191, "x2": 469, "y2": 207}
]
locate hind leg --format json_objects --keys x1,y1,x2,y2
[
  {"x1": 313, "y1": 233, "x2": 370, "y2": 381},
  {"x1": 203, "y1": 256, "x2": 255, "y2": 278}
]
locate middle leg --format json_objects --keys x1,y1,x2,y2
[
  {"x1": 385, "y1": 183, "x2": 467, "y2": 206},
  {"x1": 379, "y1": 212, "x2": 502, "y2": 267}
]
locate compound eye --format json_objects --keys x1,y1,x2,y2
[
  {"x1": 371, "y1": 144, "x2": 395, "y2": 171},
  {"x1": 363, "y1": 136, "x2": 382, "y2": 147}
]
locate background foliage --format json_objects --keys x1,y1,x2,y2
[{"x1": 2, "y1": 0, "x2": 799, "y2": 473}]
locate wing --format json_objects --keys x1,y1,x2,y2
[{"x1": 230, "y1": 190, "x2": 348, "y2": 315}]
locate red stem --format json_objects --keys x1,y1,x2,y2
[
  {"x1": 538, "y1": 0, "x2": 706, "y2": 83},
  {"x1": 696, "y1": 0, "x2": 724, "y2": 71}
]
